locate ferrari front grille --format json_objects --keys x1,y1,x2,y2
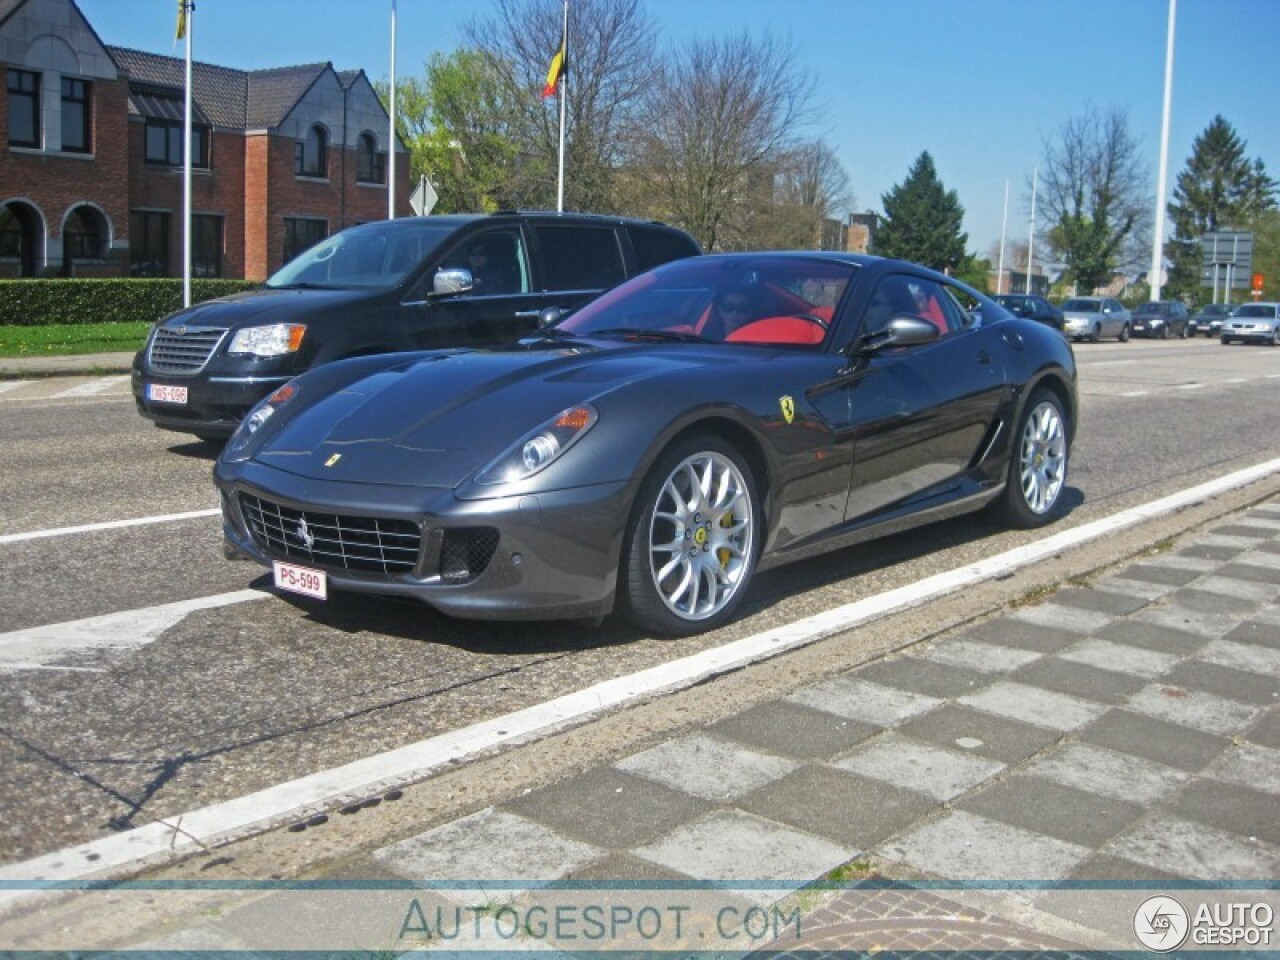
[
  {"x1": 239, "y1": 494, "x2": 421, "y2": 575},
  {"x1": 149, "y1": 326, "x2": 228, "y2": 373}
]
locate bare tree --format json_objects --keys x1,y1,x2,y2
[
  {"x1": 1037, "y1": 107, "x2": 1151, "y2": 291},
  {"x1": 465, "y1": 0, "x2": 657, "y2": 212},
  {"x1": 630, "y1": 32, "x2": 815, "y2": 250}
]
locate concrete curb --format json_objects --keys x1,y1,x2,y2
[{"x1": 0, "y1": 352, "x2": 135, "y2": 379}]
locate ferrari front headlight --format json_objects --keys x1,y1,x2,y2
[{"x1": 475, "y1": 405, "x2": 598, "y2": 486}]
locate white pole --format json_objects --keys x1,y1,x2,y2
[
  {"x1": 556, "y1": 0, "x2": 568, "y2": 213},
  {"x1": 182, "y1": 0, "x2": 193, "y2": 307},
  {"x1": 1027, "y1": 166, "x2": 1038, "y2": 296},
  {"x1": 388, "y1": 0, "x2": 397, "y2": 219},
  {"x1": 1150, "y1": 0, "x2": 1177, "y2": 302},
  {"x1": 997, "y1": 179, "x2": 1009, "y2": 294}
]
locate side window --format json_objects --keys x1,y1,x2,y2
[
  {"x1": 439, "y1": 229, "x2": 529, "y2": 296},
  {"x1": 940, "y1": 284, "x2": 981, "y2": 330},
  {"x1": 863, "y1": 275, "x2": 963, "y2": 338},
  {"x1": 534, "y1": 225, "x2": 625, "y2": 291},
  {"x1": 629, "y1": 226, "x2": 698, "y2": 273}
]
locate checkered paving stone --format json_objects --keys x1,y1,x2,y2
[
  {"x1": 355, "y1": 499, "x2": 1280, "y2": 953},
  {"x1": 746, "y1": 886, "x2": 1090, "y2": 957}
]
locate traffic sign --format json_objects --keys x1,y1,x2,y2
[
  {"x1": 1200, "y1": 231, "x2": 1253, "y2": 289},
  {"x1": 410, "y1": 176, "x2": 438, "y2": 216}
]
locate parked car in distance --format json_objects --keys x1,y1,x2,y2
[
  {"x1": 214, "y1": 252, "x2": 1077, "y2": 636},
  {"x1": 1130, "y1": 300, "x2": 1190, "y2": 339},
  {"x1": 133, "y1": 212, "x2": 701, "y2": 441},
  {"x1": 1189, "y1": 303, "x2": 1234, "y2": 338},
  {"x1": 1061, "y1": 297, "x2": 1131, "y2": 342},
  {"x1": 1221, "y1": 302, "x2": 1280, "y2": 346},
  {"x1": 994, "y1": 294, "x2": 1063, "y2": 330}
]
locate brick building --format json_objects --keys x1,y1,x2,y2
[{"x1": 1, "y1": 0, "x2": 408, "y2": 281}]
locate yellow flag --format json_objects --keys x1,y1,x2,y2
[{"x1": 175, "y1": 0, "x2": 187, "y2": 41}]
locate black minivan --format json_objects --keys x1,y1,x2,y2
[{"x1": 132, "y1": 212, "x2": 700, "y2": 440}]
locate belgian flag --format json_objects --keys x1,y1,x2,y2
[{"x1": 541, "y1": 22, "x2": 566, "y2": 98}]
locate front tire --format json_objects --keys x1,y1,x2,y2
[
  {"x1": 991, "y1": 389, "x2": 1069, "y2": 529},
  {"x1": 1118, "y1": 323, "x2": 1131, "y2": 342},
  {"x1": 1091, "y1": 323, "x2": 1102, "y2": 343},
  {"x1": 619, "y1": 435, "x2": 759, "y2": 636}
]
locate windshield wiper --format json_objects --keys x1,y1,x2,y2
[
  {"x1": 269, "y1": 282, "x2": 339, "y2": 290},
  {"x1": 586, "y1": 327, "x2": 711, "y2": 343}
]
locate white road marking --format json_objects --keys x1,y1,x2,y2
[
  {"x1": 1122, "y1": 391, "x2": 1150, "y2": 397},
  {"x1": 0, "y1": 509, "x2": 220, "y2": 546},
  {"x1": 1176, "y1": 383, "x2": 1205, "y2": 391},
  {"x1": 0, "y1": 382, "x2": 27, "y2": 395},
  {"x1": 1226, "y1": 378, "x2": 1249, "y2": 384},
  {"x1": 1087, "y1": 360, "x2": 1137, "y2": 368},
  {"x1": 0, "y1": 591, "x2": 267, "y2": 673},
  {"x1": 2, "y1": 459, "x2": 1278, "y2": 897},
  {"x1": 49, "y1": 376, "x2": 130, "y2": 398}
]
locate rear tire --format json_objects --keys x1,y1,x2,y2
[
  {"x1": 1091, "y1": 323, "x2": 1102, "y2": 343},
  {"x1": 619, "y1": 435, "x2": 760, "y2": 636},
  {"x1": 991, "y1": 389, "x2": 1069, "y2": 529}
]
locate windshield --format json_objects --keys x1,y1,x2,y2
[
  {"x1": 1062, "y1": 298, "x2": 1101, "y2": 312},
  {"x1": 556, "y1": 256, "x2": 858, "y2": 347},
  {"x1": 1133, "y1": 303, "x2": 1165, "y2": 316},
  {"x1": 266, "y1": 221, "x2": 456, "y2": 290},
  {"x1": 1200, "y1": 304, "x2": 1231, "y2": 316},
  {"x1": 1234, "y1": 304, "x2": 1277, "y2": 319}
]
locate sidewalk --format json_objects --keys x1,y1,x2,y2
[
  {"x1": 0, "y1": 351, "x2": 134, "y2": 378},
  {"x1": 124, "y1": 498, "x2": 1280, "y2": 954},
  {"x1": 4, "y1": 501, "x2": 1278, "y2": 955}
]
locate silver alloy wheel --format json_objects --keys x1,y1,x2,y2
[
  {"x1": 647, "y1": 451, "x2": 754, "y2": 622},
  {"x1": 1018, "y1": 400, "x2": 1067, "y2": 514}
]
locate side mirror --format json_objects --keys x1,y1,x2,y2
[
  {"x1": 848, "y1": 314, "x2": 940, "y2": 357},
  {"x1": 538, "y1": 306, "x2": 565, "y2": 328},
  {"x1": 433, "y1": 267, "x2": 473, "y2": 296}
]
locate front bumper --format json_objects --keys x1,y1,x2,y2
[
  {"x1": 214, "y1": 459, "x2": 632, "y2": 622},
  {"x1": 133, "y1": 355, "x2": 293, "y2": 437}
]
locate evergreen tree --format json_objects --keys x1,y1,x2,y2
[
  {"x1": 872, "y1": 152, "x2": 968, "y2": 272},
  {"x1": 1166, "y1": 116, "x2": 1277, "y2": 301}
]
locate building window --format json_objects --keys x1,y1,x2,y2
[
  {"x1": 62, "y1": 207, "x2": 104, "y2": 261},
  {"x1": 60, "y1": 77, "x2": 91, "y2": 153},
  {"x1": 283, "y1": 217, "x2": 326, "y2": 263},
  {"x1": 294, "y1": 125, "x2": 327, "y2": 178},
  {"x1": 0, "y1": 202, "x2": 40, "y2": 276},
  {"x1": 144, "y1": 119, "x2": 209, "y2": 167},
  {"x1": 356, "y1": 131, "x2": 384, "y2": 184},
  {"x1": 130, "y1": 210, "x2": 171, "y2": 276},
  {"x1": 7, "y1": 69, "x2": 40, "y2": 148},
  {"x1": 192, "y1": 215, "x2": 223, "y2": 277}
]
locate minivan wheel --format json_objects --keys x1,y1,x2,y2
[
  {"x1": 619, "y1": 435, "x2": 759, "y2": 636},
  {"x1": 991, "y1": 389, "x2": 1068, "y2": 529}
]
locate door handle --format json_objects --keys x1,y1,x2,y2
[{"x1": 513, "y1": 310, "x2": 542, "y2": 319}]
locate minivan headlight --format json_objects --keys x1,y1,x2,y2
[{"x1": 228, "y1": 324, "x2": 306, "y2": 356}]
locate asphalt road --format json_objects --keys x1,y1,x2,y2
[{"x1": 1, "y1": 338, "x2": 1279, "y2": 867}]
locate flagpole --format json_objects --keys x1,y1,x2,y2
[
  {"x1": 1027, "y1": 166, "x2": 1038, "y2": 296},
  {"x1": 997, "y1": 178, "x2": 1009, "y2": 294},
  {"x1": 182, "y1": 0, "x2": 193, "y2": 307},
  {"x1": 556, "y1": 0, "x2": 567, "y2": 212},
  {"x1": 388, "y1": 0, "x2": 397, "y2": 219}
]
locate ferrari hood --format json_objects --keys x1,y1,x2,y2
[{"x1": 250, "y1": 346, "x2": 717, "y2": 487}]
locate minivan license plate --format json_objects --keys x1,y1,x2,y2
[
  {"x1": 273, "y1": 560, "x2": 327, "y2": 600},
  {"x1": 147, "y1": 384, "x2": 188, "y2": 405}
]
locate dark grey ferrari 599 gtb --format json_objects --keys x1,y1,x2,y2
[{"x1": 214, "y1": 253, "x2": 1077, "y2": 636}]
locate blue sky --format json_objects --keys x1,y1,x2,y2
[{"x1": 78, "y1": 0, "x2": 1280, "y2": 257}]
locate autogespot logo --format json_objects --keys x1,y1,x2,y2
[{"x1": 1135, "y1": 895, "x2": 1191, "y2": 952}]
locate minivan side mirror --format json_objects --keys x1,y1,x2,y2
[{"x1": 433, "y1": 267, "x2": 474, "y2": 296}]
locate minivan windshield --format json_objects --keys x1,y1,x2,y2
[{"x1": 266, "y1": 221, "x2": 456, "y2": 290}]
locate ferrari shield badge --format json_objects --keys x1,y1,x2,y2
[
  {"x1": 325, "y1": 453, "x2": 343, "y2": 468},
  {"x1": 779, "y1": 395, "x2": 796, "y2": 424}
]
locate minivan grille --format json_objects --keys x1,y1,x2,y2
[
  {"x1": 240, "y1": 494, "x2": 421, "y2": 575},
  {"x1": 149, "y1": 326, "x2": 228, "y2": 373}
]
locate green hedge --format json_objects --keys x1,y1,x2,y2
[{"x1": 0, "y1": 279, "x2": 259, "y2": 327}]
